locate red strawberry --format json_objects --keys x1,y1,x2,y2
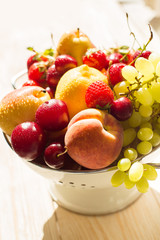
[
  {"x1": 83, "y1": 49, "x2": 107, "y2": 70},
  {"x1": 27, "y1": 54, "x2": 48, "y2": 69},
  {"x1": 85, "y1": 80, "x2": 114, "y2": 109},
  {"x1": 108, "y1": 63, "x2": 126, "y2": 87},
  {"x1": 28, "y1": 62, "x2": 47, "y2": 83}
]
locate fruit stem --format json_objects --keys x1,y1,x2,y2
[
  {"x1": 129, "y1": 24, "x2": 153, "y2": 66},
  {"x1": 126, "y1": 13, "x2": 141, "y2": 49},
  {"x1": 57, "y1": 146, "x2": 68, "y2": 157},
  {"x1": 76, "y1": 28, "x2": 80, "y2": 38},
  {"x1": 51, "y1": 33, "x2": 56, "y2": 49}
]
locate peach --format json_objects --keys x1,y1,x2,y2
[{"x1": 65, "y1": 109, "x2": 123, "y2": 169}]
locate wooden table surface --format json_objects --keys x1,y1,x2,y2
[{"x1": 1, "y1": 0, "x2": 160, "y2": 239}]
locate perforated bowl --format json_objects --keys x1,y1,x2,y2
[{"x1": 4, "y1": 71, "x2": 160, "y2": 215}]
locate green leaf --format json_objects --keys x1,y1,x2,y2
[
  {"x1": 43, "y1": 48, "x2": 54, "y2": 56},
  {"x1": 27, "y1": 46, "x2": 35, "y2": 52},
  {"x1": 95, "y1": 102, "x2": 112, "y2": 110},
  {"x1": 33, "y1": 53, "x2": 41, "y2": 61},
  {"x1": 39, "y1": 66, "x2": 46, "y2": 72}
]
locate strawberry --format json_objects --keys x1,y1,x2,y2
[
  {"x1": 27, "y1": 54, "x2": 48, "y2": 70},
  {"x1": 27, "y1": 47, "x2": 54, "y2": 69},
  {"x1": 85, "y1": 80, "x2": 114, "y2": 109},
  {"x1": 108, "y1": 63, "x2": 126, "y2": 87},
  {"x1": 83, "y1": 49, "x2": 107, "y2": 70},
  {"x1": 28, "y1": 62, "x2": 47, "y2": 83}
]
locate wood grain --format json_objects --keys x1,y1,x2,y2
[{"x1": 0, "y1": 0, "x2": 160, "y2": 239}]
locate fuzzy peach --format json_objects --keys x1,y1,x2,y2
[{"x1": 65, "y1": 109, "x2": 123, "y2": 169}]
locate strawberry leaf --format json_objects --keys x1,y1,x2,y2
[
  {"x1": 33, "y1": 53, "x2": 42, "y2": 61},
  {"x1": 96, "y1": 102, "x2": 112, "y2": 110},
  {"x1": 43, "y1": 48, "x2": 54, "y2": 56},
  {"x1": 39, "y1": 66, "x2": 46, "y2": 72}
]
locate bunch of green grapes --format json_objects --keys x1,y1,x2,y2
[{"x1": 111, "y1": 53, "x2": 160, "y2": 193}]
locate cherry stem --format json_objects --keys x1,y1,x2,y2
[
  {"x1": 126, "y1": 13, "x2": 141, "y2": 49},
  {"x1": 57, "y1": 146, "x2": 68, "y2": 158},
  {"x1": 51, "y1": 33, "x2": 56, "y2": 49},
  {"x1": 129, "y1": 24, "x2": 153, "y2": 66}
]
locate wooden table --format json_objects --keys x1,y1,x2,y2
[{"x1": 1, "y1": 0, "x2": 160, "y2": 239}]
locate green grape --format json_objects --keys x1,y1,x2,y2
[
  {"x1": 156, "y1": 61, "x2": 160, "y2": 76},
  {"x1": 111, "y1": 170, "x2": 126, "y2": 187},
  {"x1": 137, "y1": 141, "x2": 152, "y2": 155},
  {"x1": 140, "y1": 122, "x2": 152, "y2": 129},
  {"x1": 140, "y1": 116, "x2": 151, "y2": 125},
  {"x1": 136, "y1": 176, "x2": 149, "y2": 193},
  {"x1": 137, "y1": 128, "x2": 153, "y2": 141},
  {"x1": 124, "y1": 148, "x2": 138, "y2": 161},
  {"x1": 113, "y1": 81, "x2": 129, "y2": 98},
  {"x1": 122, "y1": 65, "x2": 138, "y2": 83},
  {"x1": 149, "y1": 52, "x2": 160, "y2": 70},
  {"x1": 124, "y1": 175, "x2": 135, "y2": 189},
  {"x1": 150, "y1": 81, "x2": 160, "y2": 103},
  {"x1": 123, "y1": 128, "x2": 137, "y2": 147},
  {"x1": 139, "y1": 105, "x2": 152, "y2": 117},
  {"x1": 135, "y1": 87, "x2": 154, "y2": 106},
  {"x1": 128, "y1": 111, "x2": 142, "y2": 128},
  {"x1": 117, "y1": 158, "x2": 131, "y2": 171},
  {"x1": 149, "y1": 131, "x2": 160, "y2": 147},
  {"x1": 135, "y1": 57, "x2": 154, "y2": 79},
  {"x1": 129, "y1": 162, "x2": 144, "y2": 182},
  {"x1": 143, "y1": 164, "x2": 157, "y2": 180}
]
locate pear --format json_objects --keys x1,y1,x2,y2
[
  {"x1": 0, "y1": 86, "x2": 51, "y2": 135},
  {"x1": 56, "y1": 28, "x2": 95, "y2": 66}
]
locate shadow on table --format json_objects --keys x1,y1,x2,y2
[{"x1": 42, "y1": 188, "x2": 160, "y2": 240}]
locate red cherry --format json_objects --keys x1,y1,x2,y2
[
  {"x1": 35, "y1": 99, "x2": 70, "y2": 131},
  {"x1": 132, "y1": 50, "x2": 151, "y2": 61},
  {"x1": 110, "y1": 97, "x2": 133, "y2": 121},
  {"x1": 44, "y1": 142, "x2": 65, "y2": 169},
  {"x1": 22, "y1": 79, "x2": 40, "y2": 87},
  {"x1": 11, "y1": 122, "x2": 46, "y2": 160},
  {"x1": 106, "y1": 53, "x2": 124, "y2": 65},
  {"x1": 27, "y1": 54, "x2": 48, "y2": 69},
  {"x1": 108, "y1": 63, "x2": 126, "y2": 86},
  {"x1": 55, "y1": 55, "x2": 77, "y2": 74},
  {"x1": 46, "y1": 64, "x2": 62, "y2": 89},
  {"x1": 28, "y1": 62, "x2": 46, "y2": 83}
]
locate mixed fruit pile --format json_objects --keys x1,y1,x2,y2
[{"x1": 0, "y1": 28, "x2": 160, "y2": 193}]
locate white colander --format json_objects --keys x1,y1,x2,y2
[{"x1": 4, "y1": 71, "x2": 160, "y2": 215}]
